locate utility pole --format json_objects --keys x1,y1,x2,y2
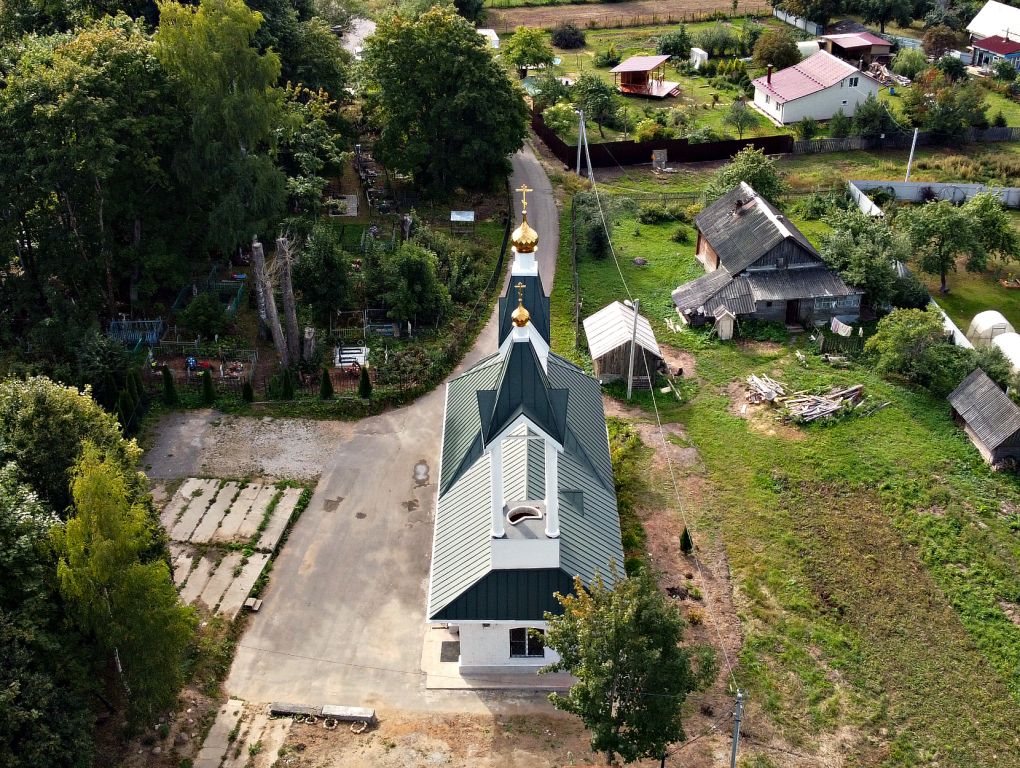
[
  {"x1": 905, "y1": 127, "x2": 919, "y2": 182},
  {"x1": 626, "y1": 299, "x2": 640, "y2": 400},
  {"x1": 729, "y1": 690, "x2": 744, "y2": 768},
  {"x1": 576, "y1": 109, "x2": 585, "y2": 176}
]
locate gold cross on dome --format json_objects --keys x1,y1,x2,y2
[
  {"x1": 516, "y1": 184, "x2": 533, "y2": 213},
  {"x1": 515, "y1": 281, "x2": 526, "y2": 305}
]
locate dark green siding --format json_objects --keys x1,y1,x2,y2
[{"x1": 432, "y1": 569, "x2": 576, "y2": 621}]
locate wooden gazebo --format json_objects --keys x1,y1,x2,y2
[{"x1": 611, "y1": 55, "x2": 680, "y2": 98}]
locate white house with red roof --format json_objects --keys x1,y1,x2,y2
[{"x1": 752, "y1": 50, "x2": 880, "y2": 125}]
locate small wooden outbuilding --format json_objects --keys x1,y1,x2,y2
[
  {"x1": 611, "y1": 55, "x2": 680, "y2": 98},
  {"x1": 948, "y1": 368, "x2": 1020, "y2": 466},
  {"x1": 583, "y1": 301, "x2": 662, "y2": 385}
]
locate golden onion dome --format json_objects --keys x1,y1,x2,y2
[
  {"x1": 511, "y1": 214, "x2": 539, "y2": 254},
  {"x1": 511, "y1": 281, "x2": 531, "y2": 327}
]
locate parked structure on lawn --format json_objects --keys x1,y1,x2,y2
[
  {"x1": 972, "y1": 35, "x2": 1020, "y2": 71},
  {"x1": 821, "y1": 31, "x2": 892, "y2": 64},
  {"x1": 427, "y1": 189, "x2": 623, "y2": 676},
  {"x1": 672, "y1": 182, "x2": 861, "y2": 328},
  {"x1": 582, "y1": 300, "x2": 662, "y2": 385},
  {"x1": 967, "y1": 0, "x2": 1020, "y2": 44},
  {"x1": 993, "y1": 332, "x2": 1020, "y2": 373},
  {"x1": 948, "y1": 368, "x2": 1020, "y2": 465},
  {"x1": 752, "y1": 50, "x2": 880, "y2": 124},
  {"x1": 477, "y1": 28, "x2": 500, "y2": 49},
  {"x1": 611, "y1": 55, "x2": 680, "y2": 98},
  {"x1": 967, "y1": 310, "x2": 1015, "y2": 347}
]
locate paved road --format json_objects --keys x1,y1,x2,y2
[
  {"x1": 509, "y1": 142, "x2": 559, "y2": 292},
  {"x1": 224, "y1": 146, "x2": 559, "y2": 713}
]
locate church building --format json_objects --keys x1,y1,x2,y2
[{"x1": 426, "y1": 190, "x2": 624, "y2": 675}]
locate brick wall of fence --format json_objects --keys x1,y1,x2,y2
[{"x1": 532, "y1": 110, "x2": 794, "y2": 168}]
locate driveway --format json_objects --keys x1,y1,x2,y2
[{"x1": 224, "y1": 147, "x2": 559, "y2": 713}]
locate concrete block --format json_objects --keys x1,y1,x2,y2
[
  {"x1": 217, "y1": 553, "x2": 270, "y2": 620},
  {"x1": 235, "y1": 486, "x2": 277, "y2": 540},
  {"x1": 214, "y1": 483, "x2": 265, "y2": 541},
  {"x1": 179, "y1": 554, "x2": 217, "y2": 605},
  {"x1": 191, "y1": 482, "x2": 239, "y2": 543},
  {"x1": 257, "y1": 487, "x2": 302, "y2": 551},
  {"x1": 198, "y1": 552, "x2": 243, "y2": 611},
  {"x1": 169, "y1": 479, "x2": 219, "y2": 541}
]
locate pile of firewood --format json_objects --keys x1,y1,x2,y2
[
  {"x1": 781, "y1": 385, "x2": 864, "y2": 422},
  {"x1": 747, "y1": 376, "x2": 888, "y2": 423},
  {"x1": 746, "y1": 374, "x2": 786, "y2": 403}
]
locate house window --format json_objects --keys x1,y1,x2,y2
[
  {"x1": 849, "y1": 76, "x2": 859, "y2": 87},
  {"x1": 837, "y1": 295, "x2": 861, "y2": 308},
  {"x1": 509, "y1": 627, "x2": 544, "y2": 657},
  {"x1": 841, "y1": 99, "x2": 848, "y2": 106},
  {"x1": 814, "y1": 297, "x2": 837, "y2": 310},
  {"x1": 765, "y1": 301, "x2": 773, "y2": 307},
  {"x1": 765, "y1": 94, "x2": 771, "y2": 104}
]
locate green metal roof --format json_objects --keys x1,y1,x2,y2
[
  {"x1": 478, "y1": 341, "x2": 568, "y2": 449},
  {"x1": 428, "y1": 344, "x2": 623, "y2": 621}
]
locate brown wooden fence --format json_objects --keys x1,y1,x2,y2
[{"x1": 532, "y1": 110, "x2": 795, "y2": 168}]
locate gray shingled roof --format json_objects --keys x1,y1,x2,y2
[
  {"x1": 948, "y1": 368, "x2": 1020, "y2": 451},
  {"x1": 499, "y1": 273, "x2": 550, "y2": 344},
  {"x1": 695, "y1": 182, "x2": 818, "y2": 274},
  {"x1": 671, "y1": 270, "x2": 755, "y2": 315},
  {"x1": 746, "y1": 267, "x2": 855, "y2": 301},
  {"x1": 428, "y1": 347, "x2": 622, "y2": 621}
]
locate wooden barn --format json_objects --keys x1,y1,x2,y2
[
  {"x1": 582, "y1": 301, "x2": 662, "y2": 386},
  {"x1": 948, "y1": 368, "x2": 1020, "y2": 466}
]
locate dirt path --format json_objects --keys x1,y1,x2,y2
[{"x1": 487, "y1": 0, "x2": 769, "y2": 31}]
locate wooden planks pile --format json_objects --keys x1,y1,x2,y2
[
  {"x1": 746, "y1": 374, "x2": 786, "y2": 403},
  {"x1": 782, "y1": 385, "x2": 864, "y2": 422}
]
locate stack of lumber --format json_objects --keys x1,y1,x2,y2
[
  {"x1": 782, "y1": 384, "x2": 864, "y2": 422},
  {"x1": 746, "y1": 375, "x2": 786, "y2": 403}
]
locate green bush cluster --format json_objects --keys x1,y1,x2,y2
[{"x1": 637, "y1": 202, "x2": 688, "y2": 224}]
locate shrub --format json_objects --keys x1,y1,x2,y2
[
  {"x1": 551, "y1": 23, "x2": 585, "y2": 49},
  {"x1": 543, "y1": 100, "x2": 576, "y2": 134},
  {"x1": 179, "y1": 292, "x2": 228, "y2": 338},
  {"x1": 242, "y1": 380, "x2": 254, "y2": 402},
  {"x1": 936, "y1": 55, "x2": 967, "y2": 81},
  {"x1": 593, "y1": 45, "x2": 622, "y2": 67},
  {"x1": 993, "y1": 59, "x2": 1018, "y2": 82},
  {"x1": 795, "y1": 116, "x2": 820, "y2": 140},
  {"x1": 680, "y1": 526, "x2": 694, "y2": 554},
  {"x1": 633, "y1": 118, "x2": 670, "y2": 142},
  {"x1": 162, "y1": 367, "x2": 178, "y2": 406},
  {"x1": 670, "y1": 225, "x2": 692, "y2": 243},
  {"x1": 828, "y1": 108, "x2": 851, "y2": 138},
  {"x1": 201, "y1": 369, "x2": 215, "y2": 405},
  {"x1": 358, "y1": 365, "x2": 373, "y2": 399},
  {"x1": 319, "y1": 367, "x2": 334, "y2": 400},
  {"x1": 637, "y1": 202, "x2": 687, "y2": 224},
  {"x1": 656, "y1": 26, "x2": 692, "y2": 60},
  {"x1": 892, "y1": 48, "x2": 928, "y2": 80},
  {"x1": 992, "y1": 110, "x2": 1008, "y2": 127}
]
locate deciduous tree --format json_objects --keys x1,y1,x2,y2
[
  {"x1": 858, "y1": 0, "x2": 912, "y2": 33},
  {"x1": 543, "y1": 566, "x2": 717, "y2": 765},
  {"x1": 381, "y1": 241, "x2": 451, "y2": 328},
  {"x1": 703, "y1": 146, "x2": 786, "y2": 204},
  {"x1": 961, "y1": 192, "x2": 1020, "y2": 263},
  {"x1": 362, "y1": 6, "x2": 527, "y2": 195},
  {"x1": 899, "y1": 199, "x2": 984, "y2": 292},
  {"x1": 752, "y1": 26, "x2": 800, "y2": 70},
  {"x1": 55, "y1": 445, "x2": 194, "y2": 724},
  {"x1": 820, "y1": 208, "x2": 906, "y2": 306},
  {"x1": 502, "y1": 26, "x2": 554, "y2": 78},
  {"x1": 922, "y1": 24, "x2": 961, "y2": 58},
  {"x1": 575, "y1": 72, "x2": 618, "y2": 138},
  {"x1": 723, "y1": 98, "x2": 758, "y2": 138}
]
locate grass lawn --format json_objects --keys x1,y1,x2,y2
[
  {"x1": 550, "y1": 186, "x2": 1020, "y2": 765},
  {"x1": 923, "y1": 257, "x2": 1020, "y2": 331},
  {"x1": 880, "y1": 82, "x2": 1020, "y2": 128}
]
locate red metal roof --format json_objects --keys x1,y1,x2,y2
[
  {"x1": 823, "y1": 31, "x2": 891, "y2": 49},
  {"x1": 611, "y1": 55, "x2": 671, "y2": 73},
  {"x1": 974, "y1": 34, "x2": 1020, "y2": 55},
  {"x1": 752, "y1": 50, "x2": 864, "y2": 104}
]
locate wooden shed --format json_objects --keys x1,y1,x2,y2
[
  {"x1": 582, "y1": 301, "x2": 663, "y2": 386},
  {"x1": 948, "y1": 368, "x2": 1020, "y2": 466}
]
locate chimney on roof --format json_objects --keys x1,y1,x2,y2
[{"x1": 767, "y1": 64, "x2": 772, "y2": 84}]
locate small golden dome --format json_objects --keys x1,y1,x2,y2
[
  {"x1": 511, "y1": 214, "x2": 539, "y2": 254},
  {"x1": 511, "y1": 281, "x2": 530, "y2": 327}
]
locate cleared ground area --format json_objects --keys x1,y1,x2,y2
[{"x1": 487, "y1": 0, "x2": 769, "y2": 30}]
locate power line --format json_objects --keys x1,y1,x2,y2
[{"x1": 577, "y1": 133, "x2": 740, "y2": 696}]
